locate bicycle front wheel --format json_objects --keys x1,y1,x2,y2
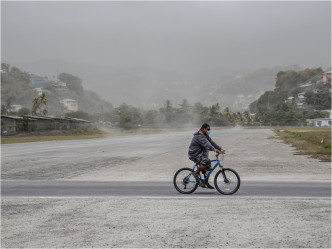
[
  {"x1": 173, "y1": 167, "x2": 198, "y2": 194},
  {"x1": 214, "y1": 168, "x2": 240, "y2": 195}
]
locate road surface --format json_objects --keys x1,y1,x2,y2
[{"x1": 2, "y1": 180, "x2": 330, "y2": 197}]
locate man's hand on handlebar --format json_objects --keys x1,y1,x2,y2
[{"x1": 214, "y1": 148, "x2": 225, "y2": 154}]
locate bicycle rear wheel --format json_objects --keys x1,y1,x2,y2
[
  {"x1": 173, "y1": 167, "x2": 198, "y2": 194},
  {"x1": 214, "y1": 168, "x2": 240, "y2": 195}
]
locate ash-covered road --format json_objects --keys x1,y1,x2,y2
[
  {"x1": 1, "y1": 128, "x2": 330, "y2": 181},
  {"x1": 2, "y1": 180, "x2": 330, "y2": 198},
  {"x1": 1, "y1": 128, "x2": 331, "y2": 248}
]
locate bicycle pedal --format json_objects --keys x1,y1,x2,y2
[{"x1": 198, "y1": 180, "x2": 205, "y2": 187}]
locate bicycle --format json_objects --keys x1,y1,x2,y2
[{"x1": 173, "y1": 152, "x2": 240, "y2": 195}]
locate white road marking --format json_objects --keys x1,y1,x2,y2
[{"x1": 1, "y1": 196, "x2": 330, "y2": 200}]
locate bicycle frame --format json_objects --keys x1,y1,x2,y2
[{"x1": 190, "y1": 154, "x2": 224, "y2": 182}]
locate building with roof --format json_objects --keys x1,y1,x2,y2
[
  {"x1": 9, "y1": 104, "x2": 23, "y2": 112},
  {"x1": 322, "y1": 71, "x2": 331, "y2": 83},
  {"x1": 306, "y1": 118, "x2": 331, "y2": 127},
  {"x1": 52, "y1": 81, "x2": 69, "y2": 91},
  {"x1": 61, "y1": 99, "x2": 78, "y2": 112},
  {"x1": 1, "y1": 115, "x2": 23, "y2": 135},
  {"x1": 1, "y1": 115, "x2": 91, "y2": 135},
  {"x1": 30, "y1": 75, "x2": 46, "y2": 84},
  {"x1": 306, "y1": 110, "x2": 332, "y2": 127}
]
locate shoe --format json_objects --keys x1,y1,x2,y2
[
  {"x1": 205, "y1": 182, "x2": 215, "y2": 189},
  {"x1": 192, "y1": 172, "x2": 205, "y2": 187},
  {"x1": 192, "y1": 172, "x2": 200, "y2": 181}
]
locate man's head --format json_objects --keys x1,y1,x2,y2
[{"x1": 200, "y1": 123, "x2": 210, "y2": 135}]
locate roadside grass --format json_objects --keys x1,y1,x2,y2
[
  {"x1": 274, "y1": 127, "x2": 331, "y2": 162},
  {"x1": 1, "y1": 128, "x2": 106, "y2": 144}
]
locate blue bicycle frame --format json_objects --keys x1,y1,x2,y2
[{"x1": 189, "y1": 154, "x2": 223, "y2": 182}]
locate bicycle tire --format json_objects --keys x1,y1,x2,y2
[
  {"x1": 173, "y1": 167, "x2": 198, "y2": 194},
  {"x1": 214, "y1": 168, "x2": 240, "y2": 195}
]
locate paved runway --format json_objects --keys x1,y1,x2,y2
[{"x1": 2, "y1": 180, "x2": 330, "y2": 198}]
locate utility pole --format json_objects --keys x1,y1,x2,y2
[{"x1": 100, "y1": 105, "x2": 103, "y2": 122}]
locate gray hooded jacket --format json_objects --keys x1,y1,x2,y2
[{"x1": 188, "y1": 130, "x2": 221, "y2": 159}]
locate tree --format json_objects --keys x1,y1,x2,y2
[
  {"x1": 31, "y1": 94, "x2": 48, "y2": 116},
  {"x1": 236, "y1": 112, "x2": 243, "y2": 124},
  {"x1": 160, "y1": 100, "x2": 175, "y2": 125},
  {"x1": 58, "y1": 72, "x2": 84, "y2": 94},
  {"x1": 32, "y1": 97, "x2": 41, "y2": 115},
  {"x1": 143, "y1": 110, "x2": 162, "y2": 127},
  {"x1": 119, "y1": 106, "x2": 143, "y2": 129},
  {"x1": 1, "y1": 99, "x2": 13, "y2": 115},
  {"x1": 178, "y1": 99, "x2": 192, "y2": 124},
  {"x1": 17, "y1": 107, "x2": 30, "y2": 116},
  {"x1": 1, "y1": 105, "x2": 7, "y2": 115},
  {"x1": 243, "y1": 111, "x2": 252, "y2": 125},
  {"x1": 1, "y1": 63, "x2": 10, "y2": 73},
  {"x1": 40, "y1": 93, "x2": 48, "y2": 106}
]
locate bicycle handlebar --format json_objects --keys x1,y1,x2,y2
[{"x1": 215, "y1": 151, "x2": 225, "y2": 157}]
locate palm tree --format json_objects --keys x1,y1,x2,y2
[
  {"x1": 31, "y1": 93, "x2": 48, "y2": 116},
  {"x1": 223, "y1": 107, "x2": 232, "y2": 123},
  {"x1": 40, "y1": 93, "x2": 48, "y2": 116},
  {"x1": 243, "y1": 111, "x2": 252, "y2": 125},
  {"x1": 237, "y1": 112, "x2": 243, "y2": 124},
  {"x1": 42, "y1": 109, "x2": 48, "y2": 116},
  {"x1": 32, "y1": 97, "x2": 41, "y2": 115},
  {"x1": 5, "y1": 99, "x2": 12, "y2": 114},
  {"x1": 40, "y1": 93, "x2": 47, "y2": 106}
]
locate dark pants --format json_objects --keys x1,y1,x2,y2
[{"x1": 189, "y1": 155, "x2": 212, "y2": 174}]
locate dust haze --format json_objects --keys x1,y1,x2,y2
[{"x1": 1, "y1": 1, "x2": 331, "y2": 109}]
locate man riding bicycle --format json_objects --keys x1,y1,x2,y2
[{"x1": 188, "y1": 123, "x2": 224, "y2": 189}]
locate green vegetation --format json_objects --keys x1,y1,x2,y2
[
  {"x1": 1, "y1": 63, "x2": 113, "y2": 116},
  {"x1": 1, "y1": 128, "x2": 105, "y2": 144},
  {"x1": 99, "y1": 101, "x2": 253, "y2": 129},
  {"x1": 249, "y1": 68, "x2": 331, "y2": 126},
  {"x1": 275, "y1": 127, "x2": 331, "y2": 161},
  {"x1": 275, "y1": 68, "x2": 323, "y2": 91},
  {"x1": 2, "y1": 63, "x2": 330, "y2": 130}
]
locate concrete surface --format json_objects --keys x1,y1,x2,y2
[{"x1": 2, "y1": 180, "x2": 331, "y2": 198}]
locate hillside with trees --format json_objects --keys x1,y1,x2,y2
[
  {"x1": 249, "y1": 68, "x2": 331, "y2": 125},
  {"x1": 1, "y1": 63, "x2": 113, "y2": 117},
  {"x1": 15, "y1": 60, "x2": 304, "y2": 111},
  {"x1": 98, "y1": 100, "x2": 253, "y2": 129}
]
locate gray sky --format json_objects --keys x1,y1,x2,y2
[{"x1": 2, "y1": 1, "x2": 331, "y2": 70}]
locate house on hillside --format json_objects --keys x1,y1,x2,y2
[
  {"x1": 61, "y1": 99, "x2": 78, "y2": 112},
  {"x1": 9, "y1": 104, "x2": 23, "y2": 112},
  {"x1": 297, "y1": 92, "x2": 305, "y2": 99},
  {"x1": 30, "y1": 75, "x2": 46, "y2": 84},
  {"x1": 34, "y1": 88, "x2": 51, "y2": 96},
  {"x1": 285, "y1": 96, "x2": 294, "y2": 103},
  {"x1": 322, "y1": 71, "x2": 331, "y2": 83},
  {"x1": 52, "y1": 81, "x2": 69, "y2": 91}
]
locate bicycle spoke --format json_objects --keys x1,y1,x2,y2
[
  {"x1": 215, "y1": 169, "x2": 240, "y2": 195},
  {"x1": 174, "y1": 168, "x2": 198, "y2": 194}
]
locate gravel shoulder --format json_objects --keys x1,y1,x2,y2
[{"x1": 1, "y1": 197, "x2": 330, "y2": 248}]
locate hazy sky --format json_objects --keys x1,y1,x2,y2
[{"x1": 2, "y1": 1, "x2": 331, "y2": 70}]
